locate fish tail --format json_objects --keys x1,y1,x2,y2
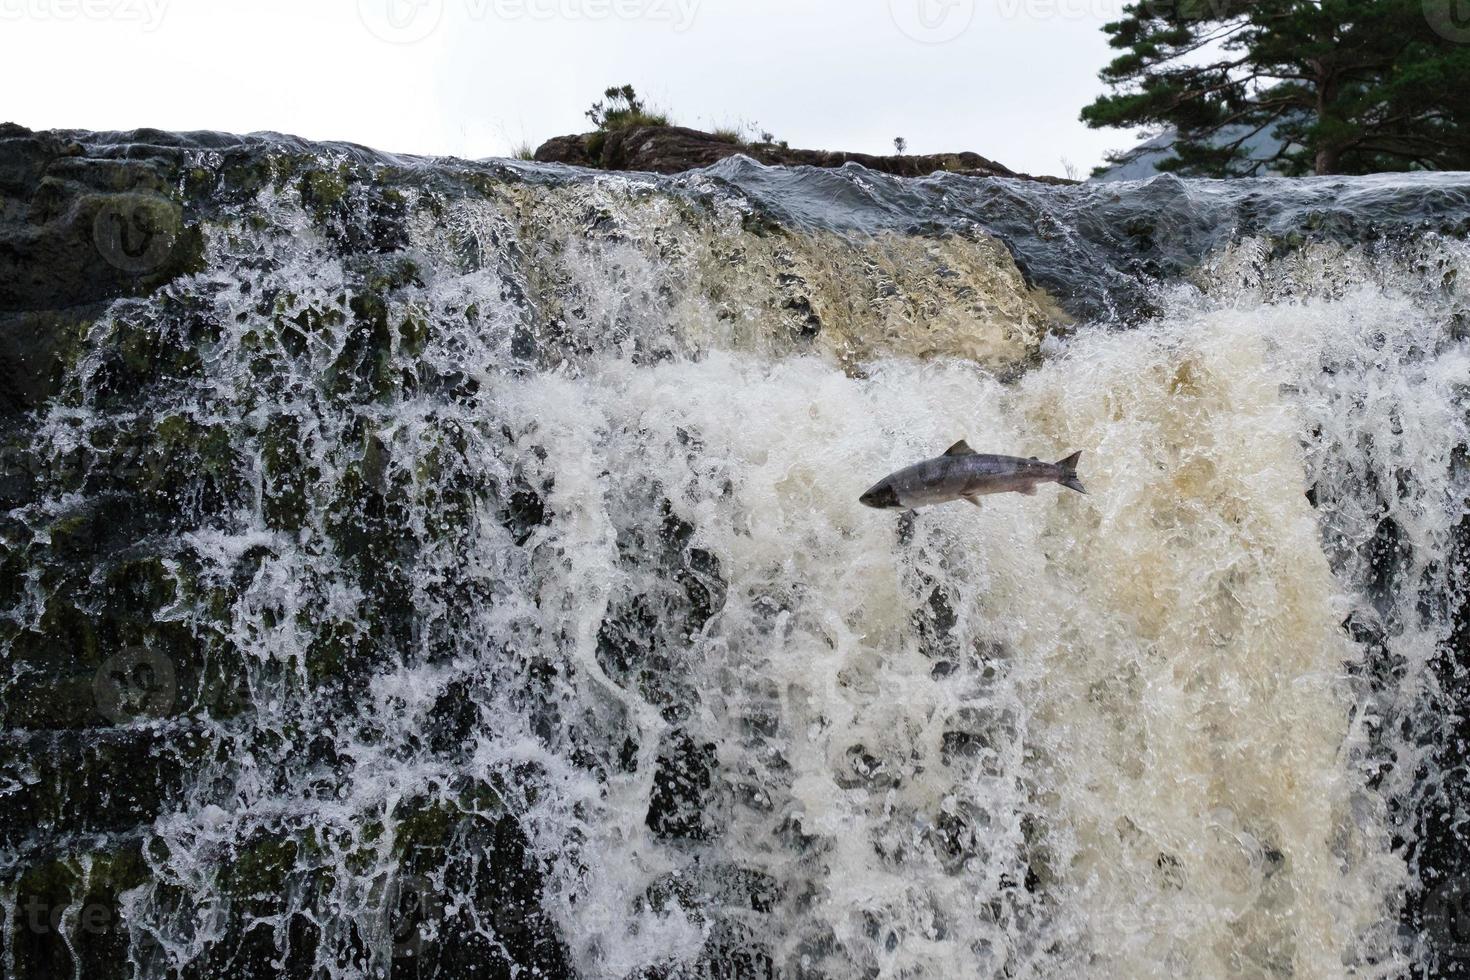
[{"x1": 1055, "y1": 451, "x2": 1086, "y2": 494}]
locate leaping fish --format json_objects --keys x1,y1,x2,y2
[{"x1": 860, "y1": 440, "x2": 1086, "y2": 510}]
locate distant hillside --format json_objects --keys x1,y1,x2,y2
[{"x1": 1092, "y1": 122, "x2": 1296, "y2": 182}]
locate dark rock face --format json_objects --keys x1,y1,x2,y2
[
  {"x1": 534, "y1": 124, "x2": 1069, "y2": 182},
  {"x1": 646, "y1": 730, "x2": 720, "y2": 841},
  {"x1": 0, "y1": 124, "x2": 205, "y2": 417},
  {"x1": 0, "y1": 124, "x2": 585, "y2": 980}
]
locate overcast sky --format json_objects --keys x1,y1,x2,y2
[{"x1": 1, "y1": 0, "x2": 1137, "y2": 177}]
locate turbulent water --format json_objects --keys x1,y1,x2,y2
[{"x1": 1, "y1": 132, "x2": 1468, "y2": 979}]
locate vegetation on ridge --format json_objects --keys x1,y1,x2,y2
[{"x1": 585, "y1": 84, "x2": 672, "y2": 131}]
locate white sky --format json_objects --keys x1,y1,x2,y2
[{"x1": 0, "y1": 0, "x2": 1137, "y2": 177}]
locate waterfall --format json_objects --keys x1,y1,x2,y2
[{"x1": 1, "y1": 130, "x2": 1466, "y2": 979}]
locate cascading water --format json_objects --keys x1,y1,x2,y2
[{"x1": 0, "y1": 129, "x2": 1466, "y2": 979}]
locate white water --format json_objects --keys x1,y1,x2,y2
[
  {"x1": 7, "y1": 161, "x2": 1469, "y2": 979},
  {"x1": 499, "y1": 277, "x2": 1455, "y2": 978}
]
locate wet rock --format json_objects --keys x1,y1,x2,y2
[
  {"x1": 427, "y1": 677, "x2": 480, "y2": 755},
  {"x1": 4, "y1": 841, "x2": 149, "y2": 980},
  {"x1": 912, "y1": 585, "x2": 958, "y2": 660},
  {"x1": 0, "y1": 727, "x2": 207, "y2": 848},
  {"x1": 782, "y1": 296, "x2": 822, "y2": 341},
  {"x1": 504, "y1": 487, "x2": 547, "y2": 546},
  {"x1": 694, "y1": 920, "x2": 775, "y2": 980},
  {"x1": 596, "y1": 499, "x2": 726, "y2": 729},
  {"x1": 927, "y1": 803, "x2": 990, "y2": 874},
  {"x1": 0, "y1": 308, "x2": 97, "y2": 414},
  {"x1": 1409, "y1": 503, "x2": 1470, "y2": 975},
  {"x1": 1365, "y1": 513, "x2": 1409, "y2": 617},
  {"x1": 597, "y1": 595, "x2": 660, "y2": 676},
  {"x1": 0, "y1": 127, "x2": 207, "y2": 419},
  {"x1": 399, "y1": 794, "x2": 572, "y2": 980},
  {"x1": 646, "y1": 731, "x2": 720, "y2": 842}
]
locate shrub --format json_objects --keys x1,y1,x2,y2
[
  {"x1": 585, "y1": 85, "x2": 671, "y2": 132},
  {"x1": 709, "y1": 120, "x2": 776, "y2": 147}
]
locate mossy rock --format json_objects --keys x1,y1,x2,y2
[
  {"x1": 305, "y1": 618, "x2": 375, "y2": 686},
  {"x1": 5, "y1": 844, "x2": 150, "y2": 980},
  {"x1": 2, "y1": 547, "x2": 243, "y2": 729},
  {"x1": 220, "y1": 833, "x2": 301, "y2": 898},
  {"x1": 0, "y1": 308, "x2": 99, "y2": 415},
  {"x1": 260, "y1": 413, "x2": 314, "y2": 532},
  {"x1": 0, "y1": 726, "x2": 207, "y2": 843},
  {"x1": 301, "y1": 167, "x2": 350, "y2": 219}
]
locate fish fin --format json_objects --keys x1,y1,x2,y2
[
  {"x1": 962, "y1": 495, "x2": 982, "y2": 507},
  {"x1": 1055, "y1": 451, "x2": 1087, "y2": 495},
  {"x1": 1029, "y1": 456, "x2": 1039, "y2": 461},
  {"x1": 945, "y1": 439, "x2": 976, "y2": 457},
  {"x1": 1019, "y1": 485, "x2": 1038, "y2": 496}
]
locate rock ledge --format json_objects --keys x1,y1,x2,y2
[{"x1": 534, "y1": 125, "x2": 1070, "y2": 182}]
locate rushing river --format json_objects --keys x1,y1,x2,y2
[{"x1": 0, "y1": 131, "x2": 1467, "y2": 979}]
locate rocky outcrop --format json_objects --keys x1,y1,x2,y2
[
  {"x1": 0, "y1": 124, "x2": 206, "y2": 416},
  {"x1": 534, "y1": 124, "x2": 1071, "y2": 182}
]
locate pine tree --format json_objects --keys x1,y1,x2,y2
[{"x1": 1081, "y1": 0, "x2": 1470, "y2": 176}]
